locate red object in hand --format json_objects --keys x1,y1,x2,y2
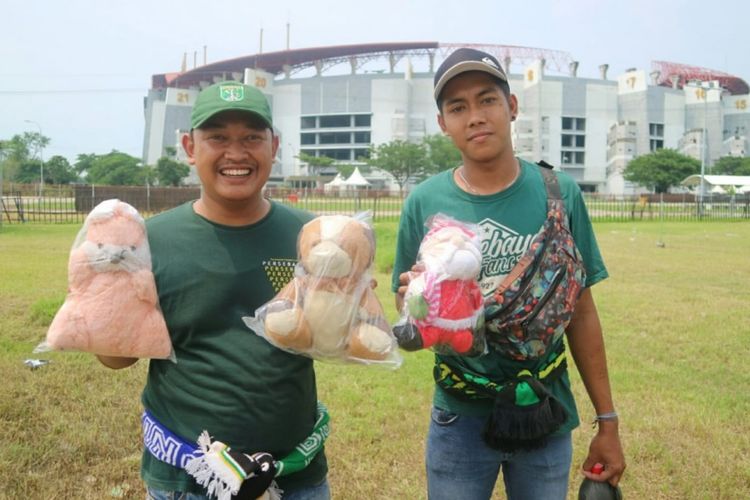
[{"x1": 591, "y1": 463, "x2": 605, "y2": 475}]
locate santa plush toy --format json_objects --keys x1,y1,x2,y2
[{"x1": 394, "y1": 214, "x2": 485, "y2": 356}]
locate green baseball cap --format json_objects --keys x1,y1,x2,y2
[{"x1": 190, "y1": 80, "x2": 273, "y2": 129}]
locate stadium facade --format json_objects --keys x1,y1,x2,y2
[{"x1": 142, "y1": 42, "x2": 750, "y2": 194}]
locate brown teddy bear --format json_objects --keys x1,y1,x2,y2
[
  {"x1": 247, "y1": 214, "x2": 400, "y2": 367},
  {"x1": 44, "y1": 199, "x2": 172, "y2": 359}
]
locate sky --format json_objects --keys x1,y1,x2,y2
[{"x1": 1, "y1": 0, "x2": 748, "y2": 164}]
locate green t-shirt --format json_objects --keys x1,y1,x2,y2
[
  {"x1": 141, "y1": 201, "x2": 326, "y2": 493},
  {"x1": 391, "y1": 159, "x2": 608, "y2": 434}
]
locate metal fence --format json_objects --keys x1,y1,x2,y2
[{"x1": 2, "y1": 183, "x2": 749, "y2": 225}]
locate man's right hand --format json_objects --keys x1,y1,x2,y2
[
  {"x1": 395, "y1": 265, "x2": 423, "y2": 312},
  {"x1": 96, "y1": 354, "x2": 138, "y2": 369}
]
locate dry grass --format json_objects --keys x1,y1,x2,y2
[{"x1": 1, "y1": 221, "x2": 749, "y2": 499}]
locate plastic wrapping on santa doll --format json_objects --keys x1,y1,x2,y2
[{"x1": 393, "y1": 213, "x2": 486, "y2": 357}]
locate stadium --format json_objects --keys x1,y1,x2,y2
[{"x1": 142, "y1": 42, "x2": 750, "y2": 194}]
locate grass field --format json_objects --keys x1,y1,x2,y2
[{"x1": 1, "y1": 220, "x2": 749, "y2": 499}]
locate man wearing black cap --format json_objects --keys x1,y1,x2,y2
[
  {"x1": 98, "y1": 81, "x2": 330, "y2": 499},
  {"x1": 392, "y1": 49, "x2": 625, "y2": 499}
]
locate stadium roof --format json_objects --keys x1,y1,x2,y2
[
  {"x1": 150, "y1": 43, "x2": 749, "y2": 96},
  {"x1": 151, "y1": 42, "x2": 574, "y2": 89},
  {"x1": 653, "y1": 61, "x2": 749, "y2": 95}
]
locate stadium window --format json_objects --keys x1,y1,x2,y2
[
  {"x1": 354, "y1": 114, "x2": 371, "y2": 127},
  {"x1": 319, "y1": 115, "x2": 351, "y2": 128},
  {"x1": 649, "y1": 123, "x2": 664, "y2": 136},
  {"x1": 562, "y1": 116, "x2": 585, "y2": 131},
  {"x1": 319, "y1": 132, "x2": 351, "y2": 144},
  {"x1": 649, "y1": 123, "x2": 664, "y2": 151},
  {"x1": 354, "y1": 148, "x2": 370, "y2": 160},
  {"x1": 301, "y1": 116, "x2": 317, "y2": 129},
  {"x1": 354, "y1": 131, "x2": 371, "y2": 143}
]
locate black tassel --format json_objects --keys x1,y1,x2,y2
[{"x1": 482, "y1": 378, "x2": 567, "y2": 453}]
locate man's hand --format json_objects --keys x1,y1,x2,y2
[
  {"x1": 395, "y1": 264, "x2": 423, "y2": 312},
  {"x1": 581, "y1": 420, "x2": 626, "y2": 486},
  {"x1": 96, "y1": 354, "x2": 138, "y2": 369}
]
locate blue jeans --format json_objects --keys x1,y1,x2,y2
[
  {"x1": 426, "y1": 407, "x2": 572, "y2": 500},
  {"x1": 146, "y1": 478, "x2": 330, "y2": 500}
]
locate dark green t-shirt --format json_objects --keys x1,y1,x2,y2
[
  {"x1": 391, "y1": 159, "x2": 608, "y2": 434},
  {"x1": 141, "y1": 201, "x2": 326, "y2": 493}
]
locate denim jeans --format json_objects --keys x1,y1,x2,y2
[
  {"x1": 426, "y1": 407, "x2": 572, "y2": 500},
  {"x1": 146, "y1": 477, "x2": 330, "y2": 500}
]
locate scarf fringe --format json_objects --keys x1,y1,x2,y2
[{"x1": 185, "y1": 431, "x2": 243, "y2": 500}]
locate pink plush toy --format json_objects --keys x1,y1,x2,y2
[
  {"x1": 44, "y1": 199, "x2": 172, "y2": 359},
  {"x1": 394, "y1": 214, "x2": 486, "y2": 356}
]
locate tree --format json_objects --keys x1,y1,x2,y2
[
  {"x1": 44, "y1": 155, "x2": 79, "y2": 184},
  {"x1": 1, "y1": 132, "x2": 51, "y2": 182},
  {"x1": 76, "y1": 150, "x2": 147, "y2": 185},
  {"x1": 365, "y1": 140, "x2": 428, "y2": 192},
  {"x1": 711, "y1": 156, "x2": 750, "y2": 176},
  {"x1": 623, "y1": 149, "x2": 700, "y2": 193},
  {"x1": 155, "y1": 156, "x2": 190, "y2": 186},
  {"x1": 335, "y1": 164, "x2": 355, "y2": 179},
  {"x1": 297, "y1": 152, "x2": 334, "y2": 176},
  {"x1": 423, "y1": 133, "x2": 462, "y2": 174}
]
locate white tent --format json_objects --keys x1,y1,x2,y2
[
  {"x1": 343, "y1": 167, "x2": 371, "y2": 188},
  {"x1": 681, "y1": 174, "x2": 750, "y2": 193},
  {"x1": 324, "y1": 173, "x2": 346, "y2": 192}
]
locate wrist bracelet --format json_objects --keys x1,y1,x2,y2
[{"x1": 591, "y1": 411, "x2": 619, "y2": 428}]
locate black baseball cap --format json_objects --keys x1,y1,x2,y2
[{"x1": 433, "y1": 48, "x2": 509, "y2": 102}]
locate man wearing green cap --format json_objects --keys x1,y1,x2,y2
[{"x1": 97, "y1": 81, "x2": 330, "y2": 499}]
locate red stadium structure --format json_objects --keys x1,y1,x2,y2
[{"x1": 652, "y1": 60, "x2": 749, "y2": 95}]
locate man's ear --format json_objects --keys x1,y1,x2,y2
[
  {"x1": 508, "y1": 94, "x2": 519, "y2": 120},
  {"x1": 437, "y1": 113, "x2": 448, "y2": 134},
  {"x1": 270, "y1": 132, "x2": 280, "y2": 158},
  {"x1": 181, "y1": 132, "x2": 196, "y2": 165}
]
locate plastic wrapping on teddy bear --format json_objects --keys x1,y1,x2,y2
[
  {"x1": 37, "y1": 199, "x2": 174, "y2": 360},
  {"x1": 392, "y1": 213, "x2": 487, "y2": 357},
  {"x1": 244, "y1": 213, "x2": 402, "y2": 368}
]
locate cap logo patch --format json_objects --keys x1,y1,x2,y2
[
  {"x1": 482, "y1": 57, "x2": 499, "y2": 69},
  {"x1": 219, "y1": 84, "x2": 244, "y2": 102}
]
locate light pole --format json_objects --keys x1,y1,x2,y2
[
  {"x1": 697, "y1": 83, "x2": 710, "y2": 217},
  {"x1": 24, "y1": 120, "x2": 44, "y2": 197},
  {"x1": 287, "y1": 142, "x2": 300, "y2": 176}
]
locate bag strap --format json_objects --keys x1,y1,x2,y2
[
  {"x1": 433, "y1": 341, "x2": 568, "y2": 400},
  {"x1": 537, "y1": 162, "x2": 563, "y2": 203}
]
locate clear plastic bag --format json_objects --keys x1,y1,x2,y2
[
  {"x1": 392, "y1": 213, "x2": 487, "y2": 357},
  {"x1": 36, "y1": 199, "x2": 174, "y2": 361},
  {"x1": 245, "y1": 213, "x2": 402, "y2": 368}
]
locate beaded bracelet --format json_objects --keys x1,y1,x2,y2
[{"x1": 591, "y1": 411, "x2": 619, "y2": 428}]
